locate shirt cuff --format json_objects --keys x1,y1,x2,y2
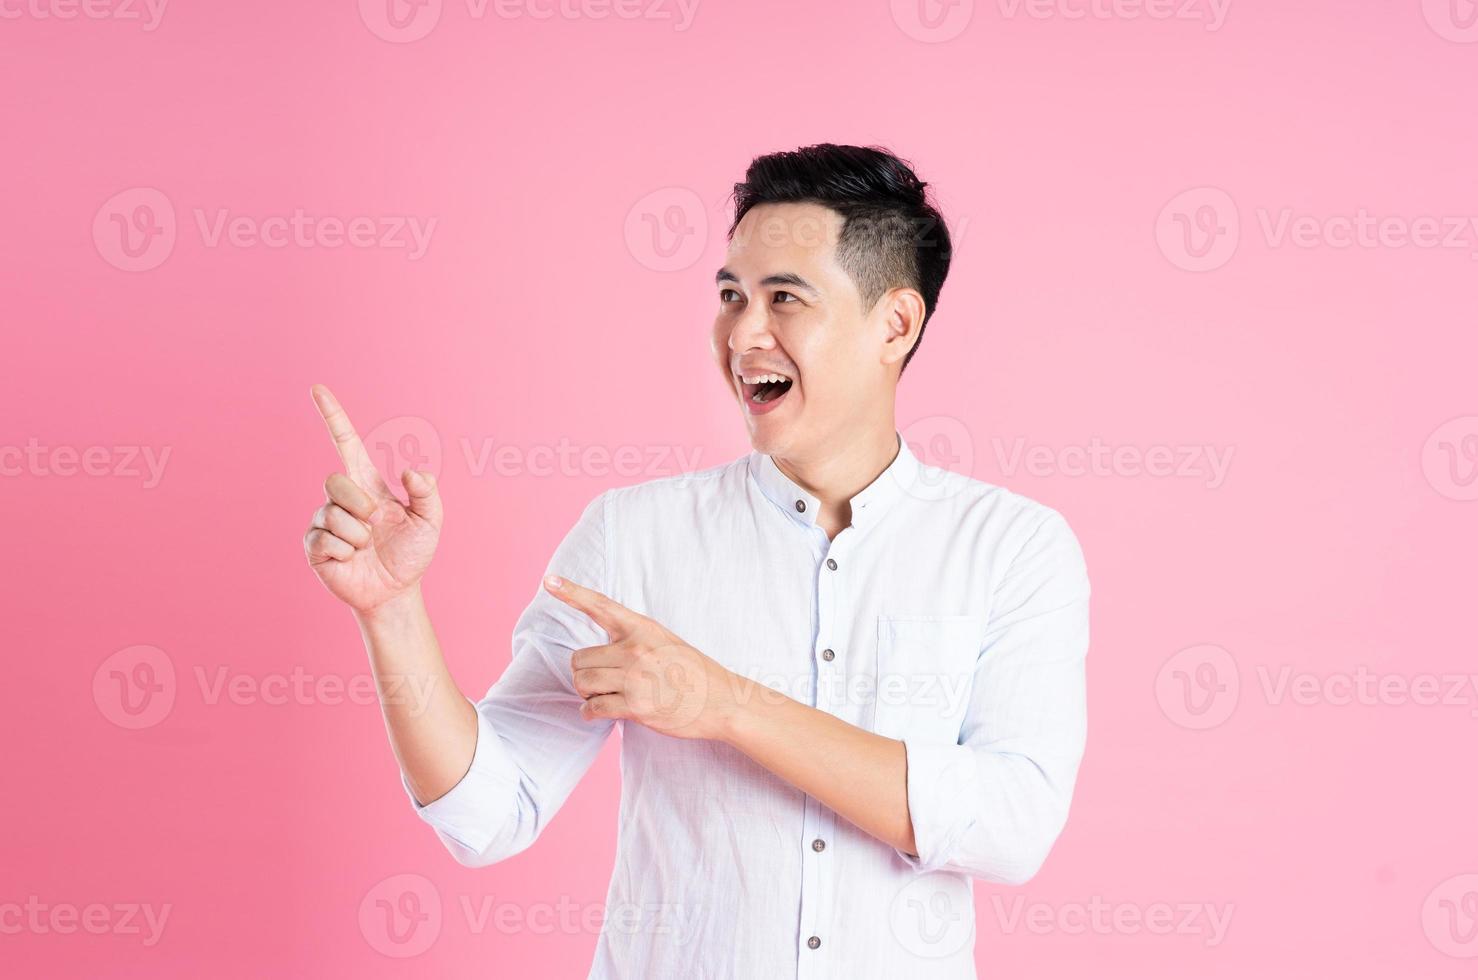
[
  {"x1": 400, "y1": 707, "x2": 514, "y2": 855},
  {"x1": 898, "y1": 738, "x2": 982, "y2": 873}
]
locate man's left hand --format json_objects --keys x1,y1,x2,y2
[{"x1": 544, "y1": 575, "x2": 742, "y2": 740}]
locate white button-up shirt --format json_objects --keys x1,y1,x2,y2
[{"x1": 403, "y1": 433, "x2": 1091, "y2": 979}]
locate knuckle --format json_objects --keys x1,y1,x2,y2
[{"x1": 327, "y1": 505, "x2": 362, "y2": 533}]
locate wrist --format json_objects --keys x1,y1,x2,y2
[
  {"x1": 354, "y1": 586, "x2": 426, "y2": 632},
  {"x1": 711, "y1": 670, "x2": 778, "y2": 746}
]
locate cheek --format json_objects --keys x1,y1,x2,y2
[
  {"x1": 710, "y1": 317, "x2": 733, "y2": 355},
  {"x1": 710, "y1": 323, "x2": 736, "y2": 384},
  {"x1": 787, "y1": 333, "x2": 841, "y2": 387}
]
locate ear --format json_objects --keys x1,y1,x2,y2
[{"x1": 878, "y1": 287, "x2": 927, "y2": 370}]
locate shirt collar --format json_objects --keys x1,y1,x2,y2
[{"x1": 747, "y1": 432, "x2": 921, "y2": 533}]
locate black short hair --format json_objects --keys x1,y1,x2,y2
[{"x1": 727, "y1": 143, "x2": 952, "y2": 374}]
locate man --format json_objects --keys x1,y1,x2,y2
[{"x1": 303, "y1": 143, "x2": 1090, "y2": 978}]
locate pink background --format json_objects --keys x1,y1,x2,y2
[{"x1": 4, "y1": 1, "x2": 1476, "y2": 976}]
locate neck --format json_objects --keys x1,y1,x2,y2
[{"x1": 773, "y1": 426, "x2": 901, "y2": 539}]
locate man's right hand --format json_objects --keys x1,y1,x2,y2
[{"x1": 303, "y1": 384, "x2": 443, "y2": 614}]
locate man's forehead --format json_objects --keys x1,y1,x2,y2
[{"x1": 723, "y1": 202, "x2": 844, "y2": 276}]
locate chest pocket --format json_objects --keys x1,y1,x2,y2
[{"x1": 872, "y1": 614, "x2": 984, "y2": 744}]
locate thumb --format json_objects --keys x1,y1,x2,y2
[{"x1": 401, "y1": 468, "x2": 443, "y2": 524}]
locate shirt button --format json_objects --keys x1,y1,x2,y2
[
  {"x1": 825, "y1": 558, "x2": 837, "y2": 571},
  {"x1": 812, "y1": 838, "x2": 826, "y2": 852},
  {"x1": 795, "y1": 499, "x2": 806, "y2": 512},
  {"x1": 807, "y1": 936, "x2": 821, "y2": 950},
  {"x1": 820, "y1": 648, "x2": 835, "y2": 662}
]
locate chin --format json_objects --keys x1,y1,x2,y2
[
  {"x1": 745, "y1": 417, "x2": 798, "y2": 459},
  {"x1": 735, "y1": 380, "x2": 804, "y2": 458}
]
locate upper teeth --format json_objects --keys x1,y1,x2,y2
[{"x1": 742, "y1": 373, "x2": 790, "y2": 385}]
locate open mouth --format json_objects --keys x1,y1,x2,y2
[{"x1": 739, "y1": 372, "x2": 794, "y2": 410}]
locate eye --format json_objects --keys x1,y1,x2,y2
[
  {"x1": 719, "y1": 288, "x2": 742, "y2": 303},
  {"x1": 773, "y1": 291, "x2": 799, "y2": 304}
]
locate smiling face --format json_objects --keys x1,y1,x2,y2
[{"x1": 711, "y1": 202, "x2": 924, "y2": 462}]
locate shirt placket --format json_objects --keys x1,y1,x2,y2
[{"x1": 796, "y1": 522, "x2": 852, "y2": 979}]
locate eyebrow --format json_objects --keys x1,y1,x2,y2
[{"x1": 715, "y1": 268, "x2": 821, "y2": 296}]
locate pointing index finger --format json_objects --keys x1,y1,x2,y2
[
  {"x1": 545, "y1": 576, "x2": 633, "y2": 636},
  {"x1": 311, "y1": 384, "x2": 388, "y2": 493}
]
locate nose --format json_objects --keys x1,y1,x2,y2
[{"x1": 727, "y1": 299, "x2": 776, "y2": 358}]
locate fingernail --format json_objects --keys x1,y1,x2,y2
[{"x1": 545, "y1": 575, "x2": 563, "y2": 590}]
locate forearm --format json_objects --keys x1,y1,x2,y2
[
  {"x1": 719, "y1": 688, "x2": 916, "y2": 855},
  {"x1": 354, "y1": 587, "x2": 478, "y2": 806}
]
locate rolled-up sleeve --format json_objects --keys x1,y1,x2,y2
[
  {"x1": 402, "y1": 490, "x2": 618, "y2": 867},
  {"x1": 900, "y1": 508, "x2": 1090, "y2": 885}
]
